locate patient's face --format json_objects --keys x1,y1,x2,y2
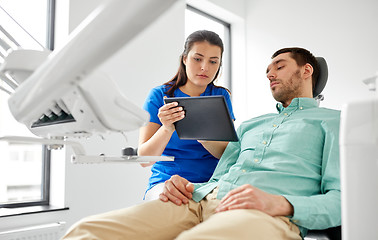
[
  {"x1": 181, "y1": 41, "x2": 221, "y2": 95},
  {"x1": 266, "y1": 52, "x2": 306, "y2": 107}
]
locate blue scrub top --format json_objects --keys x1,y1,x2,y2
[{"x1": 143, "y1": 84, "x2": 235, "y2": 192}]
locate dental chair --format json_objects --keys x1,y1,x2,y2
[{"x1": 303, "y1": 57, "x2": 342, "y2": 240}]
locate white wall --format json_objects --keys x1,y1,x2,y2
[{"x1": 245, "y1": 0, "x2": 378, "y2": 118}]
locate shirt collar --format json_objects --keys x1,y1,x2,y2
[{"x1": 276, "y1": 98, "x2": 318, "y2": 113}]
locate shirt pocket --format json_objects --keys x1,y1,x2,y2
[{"x1": 273, "y1": 119, "x2": 324, "y2": 160}]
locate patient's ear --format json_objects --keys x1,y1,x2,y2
[{"x1": 303, "y1": 63, "x2": 314, "y2": 80}]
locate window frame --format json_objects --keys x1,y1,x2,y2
[{"x1": 0, "y1": 0, "x2": 55, "y2": 209}]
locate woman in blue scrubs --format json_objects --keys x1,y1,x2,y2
[{"x1": 138, "y1": 30, "x2": 235, "y2": 200}]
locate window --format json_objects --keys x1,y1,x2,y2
[
  {"x1": 185, "y1": 5, "x2": 231, "y2": 91},
  {"x1": 0, "y1": 0, "x2": 55, "y2": 209}
]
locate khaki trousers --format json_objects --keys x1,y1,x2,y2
[{"x1": 63, "y1": 189, "x2": 301, "y2": 240}]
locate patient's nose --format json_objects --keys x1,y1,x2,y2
[{"x1": 267, "y1": 70, "x2": 276, "y2": 80}]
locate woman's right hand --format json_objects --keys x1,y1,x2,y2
[
  {"x1": 137, "y1": 100, "x2": 185, "y2": 161},
  {"x1": 158, "y1": 101, "x2": 185, "y2": 132}
]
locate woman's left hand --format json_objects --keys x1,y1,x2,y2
[{"x1": 197, "y1": 140, "x2": 228, "y2": 159}]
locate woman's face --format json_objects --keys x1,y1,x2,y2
[{"x1": 183, "y1": 41, "x2": 222, "y2": 92}]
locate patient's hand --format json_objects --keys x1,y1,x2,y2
[
  {"x1": 159, "y1": 175, "x2": 194, "y2": 206},
  {"x1": 215, "y1": 184, "x2": 294, "y2": 217}
]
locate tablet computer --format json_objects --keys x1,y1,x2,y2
[{"x1": 164, "y1": 96, "x2": 238, "y2": 141}]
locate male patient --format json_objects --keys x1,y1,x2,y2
[{"x1": 62, "y1": 47, "x2": 341, "y2": 240}]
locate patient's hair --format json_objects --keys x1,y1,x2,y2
[
  {"x1": 272, "y1": 47, "x2": 320, "y2": 93},
  {"x1": 164, "y1": 30, "x2": 228, "y2": 97}
]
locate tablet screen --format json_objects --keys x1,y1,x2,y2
[{"x1": 164, "y1": 96, "x2": 238, "y2": 141}]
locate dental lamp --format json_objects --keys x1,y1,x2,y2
[{"x1": 0, "y1": 0, "x2": 177, "y2": 163}]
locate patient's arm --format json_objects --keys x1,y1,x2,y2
[
  {"x1": 198, "y1": 140, "x2": 229, "y2": 159},
  {"x1": 159, "y1": 175, "x2": 194, "y2": 205}
]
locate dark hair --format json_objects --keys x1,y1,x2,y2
[
  {"x1": 272, "y1": 47, "x2": 319, "y2": 92},
  {"x1": 164, "y1": 30, "x2": 227, "y2": 97}
]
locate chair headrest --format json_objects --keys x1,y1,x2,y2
[{"x1": 313, "y1": 57, "x2": 328, "y2": 98}]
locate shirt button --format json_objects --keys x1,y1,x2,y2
[
  {"x1": 242, "y1": 169, "x2": 246, "y2": 173},
  {"x1": 284, "y1": 113, "x2": 288, "y2": 116},
  {"x1": 273, "y1": 124, "x2": 277, "y2": 127},
  {"x1": 299, "y1": 107, "x2": 303, "y2": 110},
  {"x1": 254, "y1": 159, "x2": 259, "y2": 162},
  {"x1": 262, "y1": 141, "x2": 267, "y2": 145}
]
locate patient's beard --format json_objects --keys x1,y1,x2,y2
[{"x1": 272, "y1": 70, "x2": 302, "y2": 106}]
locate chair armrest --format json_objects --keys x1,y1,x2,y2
[{"x1": 305, "y1": 226, "x2": 342, "y2": 240}]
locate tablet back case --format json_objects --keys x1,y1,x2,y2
[{"x1": 164, "y1": 96, "x2": 238, "y2": 141}]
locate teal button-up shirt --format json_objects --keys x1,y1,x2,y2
[{"x1": 192, "y1": 98, "x2": 341, "y2": 237}]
